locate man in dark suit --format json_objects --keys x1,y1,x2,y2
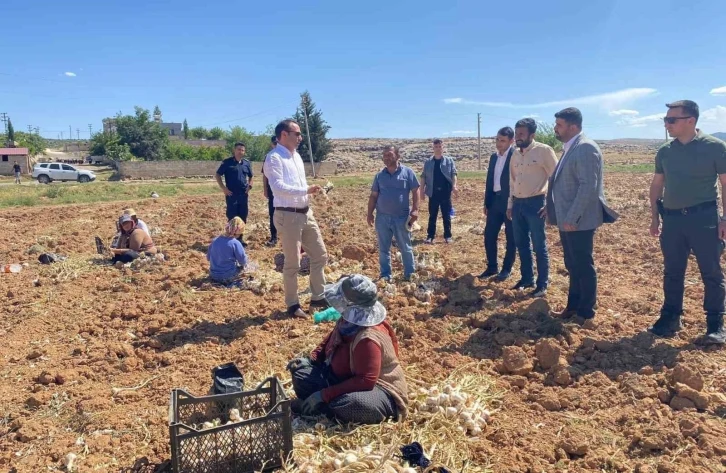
[
  {"x1": 547, "y1": 107, "x2": 618, "y2": 322},
  {"x1": 479, "y1": 127, "x2": 516, "y2": 281}
]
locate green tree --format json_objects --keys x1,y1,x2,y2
[
  {"x1": 163, "y1": 141, "x2": 227, "y2": 161},
  {"x1": 535, "y1": 122, "x2": 563, "y2": 153},
  {"x1": 114, "y1": 107, "x2": 169, "y2": 160},
  {"x1": 293, "y1": 91, "x2": 332, "y2": 163},
  {"x1": 189, "y1": 126, "x2": 208, "y2": 139},
  {"x1": 15, "y1": 131, "x2": 47, "y2": 156},
  {"x1": 183, "y1": 119, "x2": 189, "y2": 139},
  {"x1": 7, "y1": 119, "x2": 15, "y2": 143},
  {"x1": 106, "y1": 141, "x2": 134, "y2": 161},
  {"x1": 207, "y1": 126, "x2": 225, "y2": 140}
]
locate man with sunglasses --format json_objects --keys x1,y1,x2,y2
[
  {"x1": 648, "y1": 100, "x2": 726, "y2": 345},
  {"x1": 264, "y1": 119, "x2": 328, "y2": 319}
]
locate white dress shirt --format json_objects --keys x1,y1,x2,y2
[
  {"x1": 554, "y1": 132, "x2": 582, "y2": 182},
  {"x1": 263, "y1": 144, "x2": 309, "y2": 208},
  {"x1": 493, "y1": 146, "x2": 511, "y2": 192}
]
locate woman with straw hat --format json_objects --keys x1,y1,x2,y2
[
  {"x1": 286, "y1": 274, "x2": 409, "y2": 424},
  {"x1": 122, "y1": 208, "x2": 150, "y2": 236},
  {"x1": 207, "y1": 217, "x2": 249, "y2": 283}
]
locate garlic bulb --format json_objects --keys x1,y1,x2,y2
[{"x1": 343, "y1": 453, "x2": 358, "y2": 466}]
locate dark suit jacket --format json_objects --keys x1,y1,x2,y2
[{"x1": 484, "y1": 148, "x2": 513, "y2": 214}]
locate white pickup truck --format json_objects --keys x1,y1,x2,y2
[{"x1": 32, "y1": 163, "x2": 96, "y2": 184}]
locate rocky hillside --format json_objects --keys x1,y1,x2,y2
[{"x1": 327, "y1": 137, "x2": 662, "y2": 173}]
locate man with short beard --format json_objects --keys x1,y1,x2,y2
[
  {"x1": 547, "y1": 107, "x2": 618, "y2": 324},
  {"x1": 507, "y1": 118, "x2": 557, "y2": 298}
]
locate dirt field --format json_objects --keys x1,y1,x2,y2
[{"x1": 1, "y1": 171, "x2": 725, "y2": 473}]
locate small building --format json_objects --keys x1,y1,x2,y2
[
  {"x1": 160, "y1": 122, "x2": 183, "y2": 137},
  {"x1": 0, "y1": 148, "x2": 31, "y2": 175}
]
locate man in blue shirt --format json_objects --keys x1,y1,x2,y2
[
  {"x1": 216, "y1": 142, "x2": 254, "y2": 246},
  {"x1": 367, "y1": 145, "x2": 420, "y2": 281}
]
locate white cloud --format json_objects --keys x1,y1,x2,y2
[
  {"x1": 609, "y1": 109, "x2": 639, "y2": 116},
  {"x1": 64, "y1": 72, "x2": 76, "y2": 77},
  {"x1": 710, "y1": 86, "x2": 726, "y2": 96},
  {"x1": 443, "y1": 88, "x2": 657, "y2": 111},
  {"x1": 701, "y1": 106, "x2": 726, "y2": 128},
  {"x1": 442, "y1": 130, "x2": 476, "y2": 135},
  {"x1": 616, "y1": 112, "x2": 664, "y2": 127}
]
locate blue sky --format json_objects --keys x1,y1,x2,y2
[{"x1": 2, "y1": 0, "x2": 726, "y2": 140}]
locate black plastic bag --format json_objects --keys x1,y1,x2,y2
[
  {"x1": 38, "y1": 253, "x2": 67, "y2": 265},
  {"x1": 211, "y1": 362, "x2": 244, "y2": 394}
]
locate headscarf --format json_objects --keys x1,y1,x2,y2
[{"x1": 224, "y1": 217, "x2": 245, "y2": 237}]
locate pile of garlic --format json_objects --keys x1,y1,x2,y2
[
  {"x1": 413, "y1": 384, "x2": 490, "y2": 436},
  {"x1": 197, "y1": 408, "x2": 244, "y2": 430}
]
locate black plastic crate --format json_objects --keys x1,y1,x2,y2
[{"x1": 169, "y1": 377, "x2": 292, "y2": 473}]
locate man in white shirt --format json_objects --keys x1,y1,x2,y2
[
  {"x1": 263, "y1": 119, "x2": 328, "y2": 318},
  {"x1": 479, "y1": 127, "x2": 516, "y2": 281}
]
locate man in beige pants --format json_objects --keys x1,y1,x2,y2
[{"x1": 263, "y1": 119, "x2": 329, "y2": 318}]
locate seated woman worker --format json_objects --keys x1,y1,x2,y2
[
  {"x1": 287, "y1": 274, "x2": 409, "y2": 424},
  {"x1": 110, "y1": 214, "x2": 157, "y2": 264},
  {"x1": 207, "y1": 217, "x2": 248, "y2": 283}
]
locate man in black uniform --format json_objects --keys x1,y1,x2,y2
[
  {"x1": 262, "y1": 136, "x2": 278, "y2": 246},
  {"x1": 216, "y1": 142, "x2": 253, "y2": 246}
]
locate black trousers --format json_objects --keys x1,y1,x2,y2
[
  {"x1": 660, "y1": 207, "x2": 725, "y2": 319},
  {"x1": 267, "y1": 195, "x2": 277, "y2": 240},
  {"x1": 560, "y1": 230, "x2": 597, "y2": 318},
  {"x1": 427, "y1": 190, "x2": 452, "y2": 239},
  {"x1": 290, "y1": 364, "x2": 398, "y2": 424},
  {"x1": 225, "y1": 193, "x2": 249, "y2": 222},
  {"x1": 484, "y1": 196, "x2": 515, "y2": 273}
]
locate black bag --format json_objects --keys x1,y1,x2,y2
[
  {"x1": 38, "y1": 253, "x2": 67, "y2": 265},
  {"x1": 211, "y1": 362, "x2": 244, "y2": 395}
]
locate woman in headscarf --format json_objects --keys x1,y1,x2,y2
[
  {"x1": 207, "y1": 217, "x2": 248, "y2": 283},
  {"x1": 287, "y1": 274, "x2": 409, "y2": 424},
  {"x1": 109, "y1": 214, "x2": 157, "y2": 264},
  {"x1": 122, "y1": 208, "x2": 150, "y2": 236}
]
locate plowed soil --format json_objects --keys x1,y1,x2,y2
[{"x1": 1, "y1": 172, "x2": 725, "y2": 473}]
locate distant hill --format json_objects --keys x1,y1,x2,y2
[{"x1": 713, "y1": 132, "x2": 726, "y2": 140}]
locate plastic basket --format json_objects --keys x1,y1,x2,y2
[{"x1": 169, "y1": 377, "x2": 292, "y2": 473}]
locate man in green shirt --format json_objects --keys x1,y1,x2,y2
[{"x1": 648, "y1": 100, "x2": 726, "y2": 345}]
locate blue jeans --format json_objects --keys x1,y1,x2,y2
[
  {"x1": 375, "y1": 214, "x2": 415, "y2": 278},
  {"x1": 512, "y1": 195, "x2": 549, "y2": 288}
]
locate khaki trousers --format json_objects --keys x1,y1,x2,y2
[{"x1": 273, "y1": 209, "x2": 328, "y2": 308}]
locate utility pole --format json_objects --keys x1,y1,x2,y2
[
  {"x1": 76, "y1": 128, "x2": 80, "y2": 140},
  {"x1": 88, "y1": 124, "x2": 93, "y2": 138},
  {"x1": 69, "y1": 125, "x2": 72, "y2": 141},
  {"x1": 477, "y1": 112, "x2": 482, "y2": 171},
  {"x1": 0, "y1": 113, "x2": 7, "y2": 134},
  {"x1": 61, "y1": 131, "x2": 64, "y2": 140},
  {"x1": 301, "y1": 96, "x2": 316, "y2": 178}
]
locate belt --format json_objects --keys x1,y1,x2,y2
[
  {"x1": 512, "y1": 194, "x2": 544, "y2": 201},
  {"x1": 662, "y1": 200, "x2": 716, "y2": 216},
  {"x1": 275, "y1": 206, "x2": 309, "y2": 214}
]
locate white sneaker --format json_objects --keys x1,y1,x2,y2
[
  {"x1": 425, "y1": 238, "x2": 434, "y2": 244},
  {"x1": 444, "y1": 238, "x2": 452, "y2": 244}
]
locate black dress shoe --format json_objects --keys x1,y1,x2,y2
[
  {"x1": 647, "y1": 316, "x2": 682, "y2": 338},
  {"x1": 512, "y1": 280, "x2": 535, "y2": 290},
  {"x1": 530, "y1": 286, "x2": 547, "y2": 298},
  {"x1": 477, "y1": 268, "x2": 498, "y2": 280},
  {"x1": 554, "y1": 308, "x2": 578, "y2": 319},
  {"x1": 494, "y1": 271, "x2": 511, "y2": 282},
  {"x1": 309, "y1": 298, "x2": 331, "y2": 312}
]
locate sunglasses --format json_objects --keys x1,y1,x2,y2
[{"x1": 663, "y1": 116, "x2": 692, "y2": 124}]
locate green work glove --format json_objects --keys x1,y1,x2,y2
[
  {"x1": 300, "y1": 391, "x2": 325, "y2": 416},
  {"x1": 286, "y1": 357, "x2": 312, "y2": 372}
]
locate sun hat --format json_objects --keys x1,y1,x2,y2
[
  {"x1": 323, "y1": 274, "x2": 386, "y2": 327},
  {"x1": 123, "y1": 208, "x2": 137, "y2": 217}
]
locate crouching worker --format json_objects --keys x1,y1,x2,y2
[
  {"x1": 110, "y1": 214, "x2": 157, "y2": 264},
  {"x1": 207, "y1": 217, "x2": 248, "y2": 284},
  {"x1": 287, "y1": 274, "x2": 409, "y2": 424}
]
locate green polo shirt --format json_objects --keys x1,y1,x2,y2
[{"x1": 655, "y1": 131, "x2": 726, "y2": 209}]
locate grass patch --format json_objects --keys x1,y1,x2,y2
[
  {"x1": 0, "y1": 182, "x2": 220, "y2": 209},
  {"x1": 605, "y1": 163, "x2": 654, "y2": 173}
]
